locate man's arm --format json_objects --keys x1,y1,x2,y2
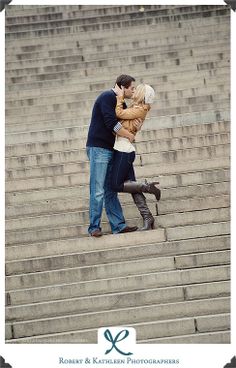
[
  {"x1": 100, "y1": 92, "x2": 135, "y2": 142},
  {"x1": 115, "y1": 123, "x2": 135, "y2": 142}
]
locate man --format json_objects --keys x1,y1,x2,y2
[{"x1": 86, "y1": 74, "x2": 141, "y2": 237}]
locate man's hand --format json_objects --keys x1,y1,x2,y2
[
  {"x1": 113, "y1": 83, "x2": 124, "y2": 98},
  {"x1": 133, "y1": 118, "x2": 143, "y2": 131}
]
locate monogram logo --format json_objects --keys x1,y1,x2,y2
[{"x1": 104, "y1": 329, "x2": 133, "y2": 356}]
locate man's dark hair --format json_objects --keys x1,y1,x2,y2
[{"x1": 115, "y1": 74, "x2": 135, "y2": 88}]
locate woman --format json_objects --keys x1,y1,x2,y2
[{"x1": 111, "y1": 83, "x2": 161, "y2": 231}]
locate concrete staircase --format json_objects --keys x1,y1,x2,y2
[{"x1": 5, "y1": 5, "x2": 230, "y2": 343}]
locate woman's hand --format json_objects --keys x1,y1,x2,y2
[
  {"x1": 133, "y1": 118, "x2": 143, "y2": 131},
  {"x1": 114, "y1": 83, "x2": 125, "y2": 98},
  {"x1": 127, "y1": 132, "x2": 135, "y2": 143}
]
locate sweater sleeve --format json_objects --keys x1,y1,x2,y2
[
  {"x1": 99, "y1": 92, "x2": 119, "y2": 132},
  {"x1": 115, "y1": 96, "x2": 146, "y2": 120}
]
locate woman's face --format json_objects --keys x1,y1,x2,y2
[{"x1": 124, "y1": 82, "x2": 136, "y2": 99}]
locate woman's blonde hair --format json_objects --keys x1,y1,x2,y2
[
  {"x1": 131, "y1": 84, "x2": 155, "y2": 108},
  {"x1": 132, "y1": 84, "x2": 146, "y2": 105}
]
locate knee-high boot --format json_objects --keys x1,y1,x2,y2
[
  {"x1": 132, "y1": 193, "x2": 155, "y2": 231},
  {"x1": 123, "y1": 180, "x2": 161, "y2": 201}
]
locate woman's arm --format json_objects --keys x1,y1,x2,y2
[{"x1": 116, "y1": 96, "x2": 146, "y2": 120}]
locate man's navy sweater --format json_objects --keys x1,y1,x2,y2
[{"x1": 86, "y1": 89, "x2": 120, "y2": 151}]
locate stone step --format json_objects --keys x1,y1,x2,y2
[
  {"x1": 5, "y1": 228, "x2": 165, "y2": 260},
  {"x1": 6, "y1": 101, "x2": 230, "y2": 133},
  {"x1": 5, "y1": 143, "x2": 230, "y2": 183},
  {"x1": 5, "y1": 255, "x2": 177, "y2": 290},
  {"x1": 5, "y1": 230, "x2": 230, "y2": 274},
  {"x1": 5, "y1": 5, "x2": 225, "y2": 26},
  {"x1": 6, "y1": 40, "x2": 229, "y2": 74},
  {"x1": 5, "y1": 207, "x2": 230, "y2": 245},
  {"x1": 6, "y1": 313, "x2": 230, "y2": 343},
  {"x1": 5, "y1": 5, "x2": 172, "y2": 20},
  {"x1": 6, "y1": 180, "x2": 230, "y2": 218},
  {"x1": 6, "y1": 4, "x2": 223, "y2": 16},
  {"x1": 5, "y1": 157, "x2": 230, "y2": 198},
  {"x1": 166, "y1": 221, "x2": 229, "y2": 241},
  {"x1": 6, "y1": 60, "x2": 229, "y2": 97},
  {"x1": 7, "y1": 7, "x2": 226, "y2": 33},
  {"x1": 6, "y1": 54, "x2": 229, "y2": 86},
  {"x1": 5, "y1": 74, "x2": 229, "y2": 110},
  {"x1": 5, "y1": 87, "x2": 229, "y2": 119},
  {"x1": 141, "y1": 330, "x2": 230, "y2": 343},
  {"x1": 6, "y1": 149, "x2": 230, "y2": 193},
  {"x1": 5, "y1": 27, "x2": 229, "y2": 67},
  {"x1": 5, "y1": 7, "x2": 229, "y2": 41},
  {"x1": 6, "y1": 133, "x2": 229, "y2": 175},
  {"x1": 6, "y1": 250, "x2": 230, "y2": 300},
  {"x1": 6, "y1": 300, "x2": 230, "y2": 341},
  {"x1": 5, "y1": 31, "x2": 229, "y2": 78},
  {"x1": 5, "y1": 294, "x2": 230, "y2": 340},
  {"x1": 6, "y1": 79, "x2": 229, "y2": 115},
  {"x1": 5, "y1": 233, "x2": 230, "y2": 274},
  {"x1": 6, "y1": 262, "x2": 230, "y2": 305},
  {"x1": 5, "y1": 121, "x2": 230, "y2": 156},
  {"x1": 5, "y1": 132, "x2": 230, "y2": 170},
  {"x1": 140, "y1": 109, "x2": 230, "y2": 131},
  {"x1": 5, "y1": 100, "x2": 230, "y2": 134},
  {"x1": 5, "y1": 13, "x2": 229, "y2": 51},
  {"x1": 5, "y1": 280, "x2": 230, "y2": 325},
  {"x1": 5, "y1": 194, "x2": 230, "y2": 232},
  {"x1": 6, "y1": 90, "x2": 230, "y2": 120},
  {"x1": 5, "y1": 211, "x2": 229, "y2": 257},
  {"x1": 5, "y1": 246, "x2": 230, "y2": 285},
  {"x1": 6, "y1": 5, "x2": 228, "y2": 25}
]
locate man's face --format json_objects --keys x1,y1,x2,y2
[{"x1": 124, "y1": 81, "x2": 136, "y2": 99}]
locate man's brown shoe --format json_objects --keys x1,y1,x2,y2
[
  {"x1": 118, "y1": 225, "x2": 138, "y2": 234},
  {"x1": 90, "y1": 229, "x2": 103, "y2": 237}
]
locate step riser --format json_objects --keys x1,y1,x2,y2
[
  {"x1": 6, "y1": 167, "x2": 228, "y2": 205},
  {"x1": 166, "y1": 221, "x2": 230, "y2": 241},
  {"x1": 5, "y1": 251, "x2": 230, "y2": 291},
  {"x1": 5, "y1": 12, "x2": 230, "y2": 46},
  {"x1": 6, "y1": 144, "x2": 230, "y2": 180},
  {"x1": 6, "y1": 43, "x2": 230, "y2": 78},
  {"x1": 6, "y1": 145, "x2": 230, "y2": 192},
  {"x1": 6, "y1": 297, "x2": 230, "y2": 339},
  {"x1": 6, "y1": 58, "x2": 229, "y2": 88},
  {"x1": 6, "y1": 133, "x2": 230, "y2": 170},
  {"x1": 5, "y1": 85, "x2": 230, "y2": 117},
  {"x1": 6, "y1": 9, "x2": 229, "y2": 40},
  {"x1": 6, "y1": 36, "x2": 230, "y2": 70},
  {"x1": 6, "y1": 116, "x2": 230, "y2": 146},
  {"x1": 5, "y1": 78, "x2": 230, "y2": 112},
  {"x1": 5, "y1": 208, "x2": 230, "y2": 246},
  {"x1": 6, "y1": 264, "x2": 230, "y2": 306},
  {"x1": 6, "y1": 314, "x2": 230, "y2": 343},
  {"x1": 6, "y1": 66, "x2": 229, "y2": 99},
  {"x1": 6, "y1": 195, "x2": 230, "y2": 232},
  {"x1": 5, "y1": 101, "x2": 230, "y2": 131},
  {"x1": 141, "y1": 331, "x2": 230, "y2": 344},
  {"x1": 5, "y1": 6, "x2": 229, "y2": 31},
  {"x1": 6, "y1": 107, "x2": 230, "y2": 139},
  {"x1": 5, "y1": 121, "x2": 230, "y2": 156},
  {"x1": 6, "y1": 181, "x2": 230, "y2": 218},
  {"x1": 5, "y1": 234, "x2": 230, "y2": 274}
]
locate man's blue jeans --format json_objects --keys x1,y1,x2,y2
[{"x1": 86, "y1": 146, "x2": 126, "y2": 234}]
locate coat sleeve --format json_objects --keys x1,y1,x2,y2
[
  {"x1": 99, "y1": 93, "x2": 119, "y2": 131},
  {"x1": 115, "y1": 96, "x2": 146, "y2": 120}
]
